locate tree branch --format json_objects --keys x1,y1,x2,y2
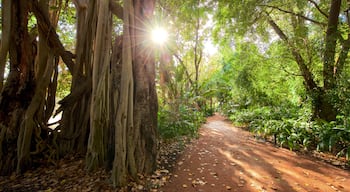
[
  {"x1": 30, "y1": 0, "x2": 75, "y2": 73},
  {"x1": 172, "y1": 52, "x2": 194, "y2": 86},
  {"x1": 260, "y1": 4, "x2": 327, "y2": 26},
  {"x1": 335, "y1": 8, "x2": 350, "y2": 79},
  {"x1": 266, "y1": 14, "x2": 318, "y2": 91},
  {"x1": 280, "y1": 65, "x2": 302, "y2": 77},
  {"x1": 308, "y1": 0, "x2": 329, "y2": 18}
]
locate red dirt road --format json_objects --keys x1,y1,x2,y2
[{"x1": 160, "y1": 115, "x2": 350, "y2": 192}]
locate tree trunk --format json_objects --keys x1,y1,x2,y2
[
  {"x1": 0, "y1": 0, "x2": 36, "y2": 175},
  {"x1": 312, "y1": 89, "x2": 337, "y2": 121},
  {"x1": 112, "y1": 0, "x2": 158, "y2": 186},
  {"x1": 17, "y1": 0, "x2": 60, "y2": 172},
  {"x1": 107, "y1": 36, "x2": 123, "y2": 170},
  {"x1": 132, "y1": 0, "x2": 158, "y2": 175},
  {"x1": 316, "y1": 0, "x2": 342, "y2": 121},
  {"x1": 111, "y1": 0, "x2": 134, "y2": 185},
  {"x1": 86, "y1": 0, "x2": 112, "y2": 170},
  {"x1": 58, "y1": 0, "x2": 96, "y2": 156},
  {"x1": 323, "y1": 0, "x2": 341, "y2": 90},
  {"x1": 267, "y1": 12, "x2": 338, "y2": 121}
]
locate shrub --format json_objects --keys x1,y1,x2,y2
[
  {"x1": 229, "y1": 105, "x2": 350, "y2": 161},
  {"x1": 158, "y1": 104, "x2": 206, "y2": 139}
]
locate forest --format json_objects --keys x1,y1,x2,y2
[{"x1": 0, "y1": 0, "x2": 350, "y2": 190}]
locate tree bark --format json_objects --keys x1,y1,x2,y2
[
  {"x1": 58, "y1": 0, "x2": 96, "y2": 156},
  {"x1": 0, "y1": 0, "x2": 36, "y2": 175},
  {"x1": 107, "y1": 36, "x2": 123, "y2": 170},
  {"x1": 132, "y1": 0, "x2": 158, "y2": 175},
  {"x1": 315, "y1": 0, "x2": 342, "y2": 121},
  {"x1": 86, "y1": 0, "x2": 112, "y2": 170},
  {"x1": 323, "y1": 0, "x2": 341, "y2": 90},
  {"x1": 112, "y1": 0, "x2": 158, "y2": 186},
  {"x1": 17, "y1": 0, "x2": 60, "y2": 172},
  {"x1": 112, "y1": 0, "x2": 134, "y2": 185}
]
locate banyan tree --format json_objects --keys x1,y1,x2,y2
[{"x1": 0, "y1": 0, "x2": 158, "y2": 186}]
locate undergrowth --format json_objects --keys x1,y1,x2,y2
[
  {"x1": 158, "y1": 104, "x2": 206, "y2": 139},
  {"x1": 229, "y1": 106, "x2": 350, "y2": 163}
]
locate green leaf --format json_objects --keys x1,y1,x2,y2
[{"x1": 329, "y1": 135, "x2": 336, "y2": 152}]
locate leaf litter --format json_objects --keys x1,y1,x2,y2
[{"x1": 0, "y1": 137, "x2": 191, "y2": 192}]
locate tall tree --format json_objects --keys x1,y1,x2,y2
[
  {"x1": 111, "y1": 0, "x2": 158, "y2": 186},
  {"x1": 158, "y1": 0, "x2": 210, "y2": 108},
  {"x1": 214, "y1": 0, "x2": 350, "y2": 121},
  {"x1": 0, "y1": 0, "x2": 159, "y2": 185}
]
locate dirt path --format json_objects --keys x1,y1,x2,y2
[{"x1": 159, "y1": 114, "x2": 350, "y2": 192}]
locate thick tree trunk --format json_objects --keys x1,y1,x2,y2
[
  {"x1": 86, "y1": 0, "x2": 112, "y2": 170},
  {"x1": 312, "y1": 90, "x2": 337, "y2": 121},
  {"x1": 0, "y1": 0, "x2": 36, "y2": 175},
  {"x1": 132, "y1": 0, "x2": 158, "y2": 175},
  {"x1": 112, "y1": 0, "x2": 158, "y2": 186},
  {"x1": 316, "y1": 0, "x2": 342, "y2": 121}
]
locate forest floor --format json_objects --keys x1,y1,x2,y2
[{"x1": 1, "y1": 114, "x2": 350, "y2": 192}]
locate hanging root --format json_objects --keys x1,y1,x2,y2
[{"x1": 29, "y1": 119, "x2": 59, "y2": 167}]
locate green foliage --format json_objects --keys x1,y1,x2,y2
[
  {"x1": 314, "y1": 117, "x2": 350, "y2": 158},
  {"x1": 56, "y1": 2, "x2": 76, "y2": 51},
  {"x1": 335, "y1": 71, "x2": 350, "y2": 116},
  {"x1": 208, "y1": 40, "x2": 304, "y2": 116},
  {"x1": 230, "y1": 106, "x2": 350, "y2": 161},
  {"x1": 209, "y1": 0, "x2": 350, "y2": 164},
  {"x1": 56, "y1": 65, "x2": 71, "y2": 100},
  {"x1": 155, "y1": 0, "x2": 215, "y2": 140},
  {"x1": 230, "y1": 105, "x2": 302, "y2": 125},
  {"x1": 158, "y1": 104, "x2": 205, "y2": 139}
]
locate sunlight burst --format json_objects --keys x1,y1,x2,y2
[{"x1": 151, "y1": 27, "x2": 168, "y2": 45}]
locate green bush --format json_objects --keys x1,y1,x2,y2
[
  {"x1": 229, "y1": 105, "x2": 300, "y2": 124},
  {"x1": 158, "y1": 104, "x2": 206, "y2": 139},
  {"x1": 313, "y1": 117, "x2": 350, "y2": 159},
  {"x1": 229, "y1": 105, "x2": 350, "y2": 161}
]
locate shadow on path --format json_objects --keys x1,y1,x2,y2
[{"x1": 160, "y1": 114, "x2": 350, "y2": 192}]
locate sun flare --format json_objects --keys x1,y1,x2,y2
[{"x1": 151, "y1": 27, "x2": 168, "y2": 45}]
